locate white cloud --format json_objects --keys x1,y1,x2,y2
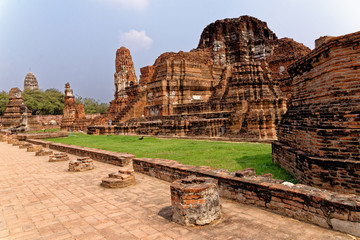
[
  {"x1": 119, "y1": 30, "x2": 153, "y2": 50},
  {"x1": 100, "y1": 0, "x2": 149, "y2": 11}
]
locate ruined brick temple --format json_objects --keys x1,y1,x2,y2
[
  {"x1": 88, "y1": 16, "x2": 310, "y2": 140},
  {"x1": 273, "y1": 32, "x2": 360, "y2": 194},
  {"x1": 60, "y1": 83, "x2": 90, "y2": 131},
  {"x1": 24, "y1": 72, "x2": 39, "y2": 91},
  {"x1": 1, "y1": 87, "x2": 40, "y2": 131}
]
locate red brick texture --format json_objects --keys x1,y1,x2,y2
[
  {"x1": 273, "y1": 31, "x2": 360, "y2": 194},
  {"x1": 88, "y1": 16, "x2": 310, "y2": 141}
]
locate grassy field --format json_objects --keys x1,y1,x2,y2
[
  {"x1": 28, "y1": 128, "x2": 60, "y2": 133},
  {"x1": 47, "y1": 134, "x2": 297, "y2": 183}
]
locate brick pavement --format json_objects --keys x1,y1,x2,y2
[{"x1": 0, "y1": 142, "x2": 354, "y2": 240}]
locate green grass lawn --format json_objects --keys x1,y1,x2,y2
[
  {"x1": 28, "y1": 128, "x2": 60, "y2": 133},
  {"x1": 47, "y1": 134, "x2": 297, "y2": 183}
]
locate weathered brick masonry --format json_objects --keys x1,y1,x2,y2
[
  {"x1": 88, "y1": 16, "x2": 310, "y2": 140},
  {"x1": 2, "y1": 88, "x2": 41, "y2": 131},
  {"x1": 25, "y1": 140, "x2": 360, "y2": 236},
  {"x1": 26, "y1": 139, "x2": 134, "y2": 167},
  {"x1": 16, "y1": 131, "x2": 68, "y2": 141},
  {"x1": 273, "y1": 32, "x2": 360, "y2": 194},
  {"x1": 60, "y1": 83, "x2": 91, "y2": 131}
]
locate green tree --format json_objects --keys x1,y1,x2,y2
[
  {"x1": 75, "y1": 96, "x2": 109, "y2": 114},
  {"x1": 22, "y1": 89, "x2": 65, "y2": 115},
  {"x1": 0, "y1": 91, "x2": 9, "y2": 116}
]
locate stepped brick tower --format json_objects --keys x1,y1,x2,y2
[
  {"x1": 60, "y1": 83, "x2": 89, "y2": 131},
  {"x1": 24, "y1": 72, "x2": 39, "y2": 91},
  {"x1": 2, "y1": 87, "x2": 40, "y2": 131}
]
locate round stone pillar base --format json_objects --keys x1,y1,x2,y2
[{"x1": 68, "y1": 157, "x2": 94, "y2": 172}]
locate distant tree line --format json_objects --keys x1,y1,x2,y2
[{"x1": 0, "y1": 89, "x2": 109, "y2": 116}]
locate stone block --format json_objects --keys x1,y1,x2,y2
[{"x1": 330, "y1": 218, "x2": 360, "y2": 237}]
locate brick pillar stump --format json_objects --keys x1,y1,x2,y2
[
  {"x1": 35, "y1": 149, "x2": 53, "y2": 156},
  {"x1": 8, "y1": 138, "x2": 19, "y2": 145},
  {"x1": 171, "y1": 175, "x2": 221, "y2": 226},
  {"x1": 19, "y1": 143, "x2": 32, "y2": 149},
  {"x1": 101, "y1": 168, "x2": 135, "y2": 188},
  {"x1": 49, "y1": 153, "x2": 69, "y2": 162},
  {"x1": 68, "y1": 157, "x2": 94, "y2": 172},
  {"x1": 27, "y1": 145, "x2": 42, "y2": 152}
]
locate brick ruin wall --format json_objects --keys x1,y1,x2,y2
[
  {"x1": 1, "y1": 114, "x2": 99, "y2": 129},
  {"x1": 273, "y1": 142, "x2": 360, "y2": 194},
  {"x1": 35, "y1": 114, "x2": 100, "y2": 126},
  {"x1": 24, "y1": 139, "x2": 360, "y2": 237},
  {"x1": 272, "y1": 32, "x2": 360, "y2": 194},
  {"x1": 16, "y1": 131, "x2": 68, "y2": 140}
]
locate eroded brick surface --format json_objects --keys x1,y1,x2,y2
[
  {"x1": 49, "y1": 153, "x2": 69, "y2": 162},
  {"x1": 88, "y1": 16, "x2": 310, "y2": 140},
  {"x1": 60, "y1": 83, "x2": 90, "y2": 131},
  {"x1": 101, "y1": 168, "x2": 135, "y2": 188},
  {"x1": 68, "y1": 157, "x2": 94, "y2": 172},
  {"x1": 273, "y1": 32, "x2": 360, "y2": 194},
  {"x1": 171, "y1": 176, "x2": 221, "y2": 226},
  {"x1": 1, "y1": 88, "x2": 41, "y2": 131}
]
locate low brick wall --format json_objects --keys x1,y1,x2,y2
[
  {"x1": 272, "y1": 141, "x2": 360, "y2": 194},
  {"x1": 26, "y1": 139, "x2": 134, "y2": 167},
  {"x1": 16, "y1": 131, "x2": 68, "y2": 141},
  {"x1": 23, "y1": 140, "x2": 360, "y2": 237},
  {"x1": 133, "y1": 158, "x2": 360, "y2": 237}
]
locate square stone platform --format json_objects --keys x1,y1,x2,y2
[{"x1": 0, "y1": 142, "x2": 354, "y2": 240}]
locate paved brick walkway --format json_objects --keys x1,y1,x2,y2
[{"x1": 0, "y1": 142, "x2": 354, "y2": 240}]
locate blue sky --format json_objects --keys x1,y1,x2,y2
[{"x1": 1, "y1": 0, "x2": 360, "y2": 102}]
